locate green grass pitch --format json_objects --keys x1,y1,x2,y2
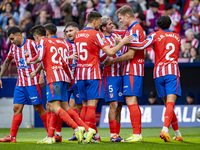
[{"x1": 0, "y1": 127, "x2": 200, "y2": 150}]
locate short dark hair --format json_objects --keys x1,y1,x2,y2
[
  {"x1": 7, "y1": 26, "x2": 21, "y2": 37},
  {"x1": 64, "y1": 22, "x2": 79, "y2": 32},
  {"x1": 150, "y1": 2, "x2": 160, "y2": 8},
  {"x1": 86, "y1": 11, "x2": 102, "y2": 23},
  {"x1": 115, "y1": 5, "x2": 134, "y2": 17},
  {"x1": 164, "y1": 4, "x2": 173, "y2": 11},
  {"x1": 156, "y1": 16, "x2": 171, "y2": 29},
  {"x1": 44, "y1": 23, "x2": 57, "y2": 35},
  {"x1": 30, "y1": 25, "x2": 46, "y2": 36}
]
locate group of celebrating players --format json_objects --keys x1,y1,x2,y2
[{"x1": 0, "y1": 5, "x2": 183, "y2": 144}]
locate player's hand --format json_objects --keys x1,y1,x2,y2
[
  {"x1": 68, "y1": 53, "x2": 78, "y2": 60},
  {"x1": 115, "y1": 35, "x2": 122, "y2": 44},
  {"x1": 104, "y1": 57, "x2": 114, "y2": 67},
  {"x1": 30, "y1": 71, "x2": 37, "y2": 79},
  {"x1": 39, "y1": 76, "x2": 45, "y2": 89},
  {"x1": 0, "y1": 79, "x2": 3, "y2": 88},
  {"x1": 121, "y1": 35, "x2": 134, "y2": 45},
  {"x1": 27, "y1": 57, "x2": 31, "y2": 64}
]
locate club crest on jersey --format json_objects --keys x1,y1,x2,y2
[
  {"x1": 19, "y1": 58, "x2": 25, "y2": 66},
  {"x1": 37, "y1": 45, "x2": 42, "y2": 49},
  {"x1": 132, "y1": 33, "x2": 139, "y2": 42},
  {"x1": 110, "y1": 93, "x2": 114, "y2": 98}
]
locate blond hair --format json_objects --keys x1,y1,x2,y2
[{"x1": 115, "y1": 5, "x2": 134, "y2": 18}]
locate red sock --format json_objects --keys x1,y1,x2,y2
[
  {"x1": 93, "y1": 123, "x2": 98, "y2": 133},
  {"x1": 85, "y1": 106, "x2": 96, "y2": 129},
  {"x1": 67, "y1": 108, "x2": 89, "y2": 131},
  {"x1": 47, "y1": 112, "x2": 52, "y2": 129},
  {"x1": 56, "y1": 117, "x2": 63, "y2": 133},
  {"x1": 164, "y1": 102, "x2": 175, "y2": 128},
  {"x1": 48, "y1": 113, "x2": 58, "y2": 137},
  {"x1": 109, "y1": 119, "x2": 117, "y2": 134},
  {"x1": 73, "y1": 108, "x2": 79, "y2": 115},
  {"x1": 80, "y1": 106, "x2": 87, "y2": 122},
  {"x1": 171, "y1": 111, "x2": 179, "y2": 131},
  {"x1": 40, "y1": 112, "x2": 48, "y2": 132},
  {"x1": 10, "y1": 114, "x2": 22, "y2": 137},
  {"x1": 128, "y1": 104, "x2": 141, "y2": 134},
  {"x1": 57, "y1": 108, "x2": 78, "y2": 130},
  {"x1": 116, "y1": 123, "x2": 121, "y2": 135}
]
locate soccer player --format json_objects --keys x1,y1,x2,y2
[
  {"x1": 27, "y1": 25, "x2": 95, "y2": 144},
  {"x1": 99, "y1": 16, "x2": 124, "y2": 142},
  {"x1": 106, "y1": 5, "x2": 145, "y2": 142},
  {"x1": 0, "y1": 26, "x2": 48, "y2": 143},
  {"x1": 129, "y1": 16, "x2": 183, "y2": 142},
  {"x1": 63, "y1": 22, "x2": 83, "y2": 141},
  {"x1": 75, "y1": 11, "x2": 132, "y2": 142}
]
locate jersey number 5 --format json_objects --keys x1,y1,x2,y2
[
  {"x1": 76, "y1": 42, "x2": 88, "y2": 61},
  {"x1": 166, "y1": 43, "x2": 175, "y2": 61}
]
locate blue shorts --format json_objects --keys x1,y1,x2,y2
[
  {"x1": 123, "y1": 75, "x2": 143, "y2": 97},
  {"x1": 46, "y1": 81, "x2": 70, "y2": 102},
  {"x1": 104, "y1": 76, "x2": 124, "y2": 103},
  {"x1": 67, "y1": 83, "x2": 82, "y2": 104},
  {"x1": 100, "y1": 76, "x2": 105, "y2": 99},
  {"x1": 77, "y1": 79, "x2": 101, "y2": 101},
  {"x1": 154, "y1": 75, "x2": 181, "y2": 98},
  {"x1": 13, "y1": 85, "x2": 42, "y2": 105}
]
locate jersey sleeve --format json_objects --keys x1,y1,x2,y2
[
  {"x1": 7, "y1": 44, "x2": 14, "y2": 60},
  {"x1": 61, "y1": 56, "x2": 74, "y2": 80},
  {"x1": 129, "y1": 32, "x2": 156, "y2": 50},
  {"x1": 95, "y1": 32, "x2": 109, "y2": 49},
  {"x1": 99, "y1": 49, "x2": 109, "y2": 64},
  {"x1": 30, "y1": 40, "x2": 38, "y2": 57},
  {"x1": 29, "y1": 39, "x2": 46, "y2": 64}
]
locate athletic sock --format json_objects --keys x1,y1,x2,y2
[
  {"x1": 163, "y1": 102, "x2": 175, "y2": 130},
  {"x1": 109, "y1": 119, "x2": 117, "y2": 136},
  {"x1": 10, "y1": 114, "x2": 23, "y2": 138},
  {"x1": 67, "y1": 108, "x2": 89, "y2": 131},
  {"x1": 47, "y1": 112, "x2": 52, "y2": 129},
  {"x1": 128, "y1": 104, "x2": 141, "y2": 134},
  {"x1": 171, "y1": 111, "x2": 179, "y2": 131},
  {"x1": 85, "y1": 106, "x2": 96, "y2": 129},
  {"x1": 93, "y1": 123, "x2": 98, "y2": 133},
  {"x1": 40, "y1": 112, "x2": 48, "y2": 132},
  {"x1": 80, "y1": 106, "x2": 87, "y2": 122},
  {"x1": 174, "y1": 130, "x2": 181, "y2": 137},
  {"x1": 73, "y1": 108, "x2": 79, "y2": 115},
  {"x1": 116, "y1": 123, "x2": 121, "y2": 135},
  {"x1": 56, "y1": 117, "x2": 63, "y2": 133},
  {"x1": 47, "y1": 113, "x2": 58, "y2": 138},
  {"x1": 57, "y1": 108, "x2": 78, "y2": 130}
]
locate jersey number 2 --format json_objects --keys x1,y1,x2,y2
[{"x1": 166, "y1": 43, "x2": 175, "y2": 61}]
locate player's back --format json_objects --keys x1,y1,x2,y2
[
  {"x1": 75, "y1": 27, "x2": 108, "y2": 80},
  {"x1": 153, "y1": 30, "x2": 181, "y2": 78},
  {"x1": 38, "y1": 37, "x2": 70, "y2": 84}
]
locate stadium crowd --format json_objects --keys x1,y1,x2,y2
[{"x1": 0, "y1": 0, "x2": 200, "y2": 65}]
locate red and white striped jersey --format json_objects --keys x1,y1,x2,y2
[
  {"x1": 129, "y1": 29, "x2": 181, "y2": 78},
  {"x1": 64, "y1": 39, "x2": 77, "y2": 78},
  {"x1": 100, "y1": 33, "x2": 123, "y2": 77},
  {"x1": 29, "y1": 37, "x2": 73, "y2": 84},
  {"x1": 7, "y1": 38, "x2": 39, "y2": 87},
  {"x1": 170, "y1": 11, "x2": 181, "y2": 34},
  {"x1": 185, "y1": 6, "x2": 200, "y2": 34},
  {"x1": 123, "y1": 21, "x2": 145, "y2": 76},
  {"x1": 75, "y1": 27, "x2": 109, "y2": 80},
  {"x1": 114, "y1": 30, "x2": 125, "y2": 37},
  {"x1": 181, "y1": 38, "x2": 199, "y2": 49}
]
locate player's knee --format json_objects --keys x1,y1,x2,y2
[
  {"x1": 110, "y1": 101, "x2": 118, "y2": 110},
  {"x1": 33, "y1": 104, "x2": 44, "y2": 114},
  {"x1": 13, "y1": 105, "x2": 23, "y2": 114}
]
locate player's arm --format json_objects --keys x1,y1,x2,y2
[
  {"x1": 102, "y1": 35, "x2": 133, "y2": 56},
  {"x1": 0, "y1": 57, "x2": 12, "y2": 88},
  {"x1": 129, "y1": 33, "x2": 156, "y2": 50},
  {"x1": 30, "y1": 63, "x2": 43, "y2": 79}
]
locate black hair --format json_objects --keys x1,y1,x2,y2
[
  {"x1": 164, "y1": 4, "x2": 173, "y2": 11},
  {"x1": 30, "y1": 25, "x2": 46, "y2": 36},
  {"x1": 150, "y1": 2, "x2": 159, "y2": 8},
  {"x1": 5, "y1": 2, "x2": 13, "y2": 13},
  {"x1": 44, "y1": 23, "x2": 57, "y2": 35},
  {"x1": 86, "y1": 11, "x2": 102, "y2": 23},
  {"x1": 156, "y1": 16, "x2": 171, "y2": 29},
  {"x1": 7, "y1": 26, "x2": 21, "y2": 37},
  {"x1": 64, "y1": 22, "x2": 79, "y2": 32}
]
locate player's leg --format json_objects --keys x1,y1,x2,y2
[
  {"x1": 116, "y1": 102, "x2": 122, "y2": 136},
  {"x1": 0, "y1": 86, "x2": 26, "y2": 143},
  {"x1": 123, "y1": 75, "x2": 143, "y2": 142}
]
